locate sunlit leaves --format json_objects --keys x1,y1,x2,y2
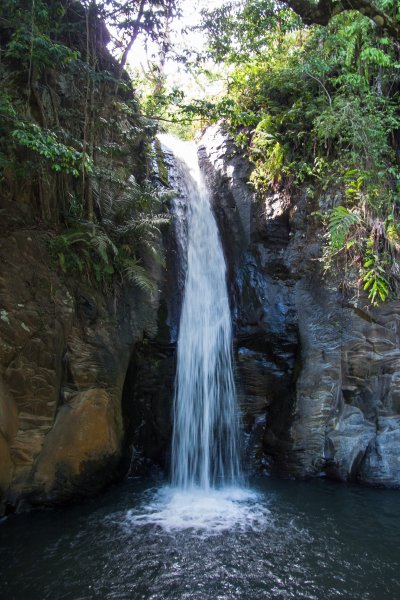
[
  {"x1": 12, "y1": 123, "x2": 93, "y2": 177},
  {"x1": 362, "y1": 239, "x2": 391, "y2": 305},
  {"x1": 327, "y1": 206, "x2": 361, "y2": 250},
  {"x1": 200, "y1": 0, "x2": 301, "y2": 63},
  {"x1": 192, "y1": 0, "x2": 400, "y2": 306}
]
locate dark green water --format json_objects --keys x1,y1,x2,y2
[{"x1": 1, "y1": 477, "x2": 399, "y2": 600}]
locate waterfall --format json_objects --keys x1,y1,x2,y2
[
  {"x1": 160, "y1": 134, "x2": 241, "y2": 490},
  {"x1": 126, "y1": 135, "x2": 267, "y2": 531}
]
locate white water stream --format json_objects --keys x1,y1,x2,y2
[
  {"x1": 127, "y1": 135, "x2": 268, "y2": 531},
  {"x1": 169, "y1": 136, "x2": 240, "y2": 490}
]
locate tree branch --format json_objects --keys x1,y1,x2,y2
[
  {"x1": 118, "y1": 0, "x2": 146, "y2": 72},
  {"x1": 283, "y1": 0, "x2": 400, "y2": 39}
]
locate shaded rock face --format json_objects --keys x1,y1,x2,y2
[
  {"x1": 0, "y1": 219, "x2": 163, "y2": 511},
  {"x1": 0, "y1": 135, "x2": 190, "y2": 513},
  {"x1": 124, "y1": 140, "x2": 191, "y2": 478},
  {"x1": 0, "y1": 6, "x2": 177, "y2": 512},
  {"x1": 123, "y1": 339, "x2": 175, "y2": 476},
  {"x1": 199, "y1": 124, "x2": 400, "y2": 487}
]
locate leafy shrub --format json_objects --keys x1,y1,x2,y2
[
  {"x1": 194, "y1": 2, "x2": 400, "y2": 306},
  {"x1": 362, "y1": 239, "x2": 390, "y2": 306},
  {"x1": 12, "y1": 123, "x2": 93, "y2": 177}
]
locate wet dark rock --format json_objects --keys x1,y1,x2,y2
[
  {"x1": 159, "y1": 143, "x2": 189, "y2": 344},
  {"x1": 123, "y1": 339, "x2": 175, "y2": 474},
  {"x1": 199, "y1": 123, "x2": 400, "y2": 488},
  {"x1": 0, "y1": 220, "x2": 166, "y2": 512}
]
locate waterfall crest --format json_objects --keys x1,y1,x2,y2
[{"x1": 160, "y1": 135, "x2": 241, "y2": 490}]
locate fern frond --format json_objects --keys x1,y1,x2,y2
[
  {"x1": 140, "y1": 238, "x2": 166, "y2": 267},
  {"x1": 328, "y1": 205, "x2": 361, "y2": 250},
  {"x1": 122, "y1": 258, "x2": 157, "y2": 295},
  {"x1": 117, "y1": 214, "x2": 170, "y2": 237},
  {"x1": 91, "y1": 230, "x2": 118, "y2": 263}
]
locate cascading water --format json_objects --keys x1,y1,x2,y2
[
  {"x1": 168, "y1": 135, "x2": 240, "y2": 491},
  {"x1": 125, "y1": 135, "x2": 267, "y2": 532}
]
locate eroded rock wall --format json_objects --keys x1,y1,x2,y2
[
  {"x1": 0, "y1": 214, "x2": 162, "y2": 510},
  {"x1": 199, "y1": 123, "x2": 400, "y2": 487},
  {"x1": 0, "y1": 4, "x2": 172, "y2": 512}
]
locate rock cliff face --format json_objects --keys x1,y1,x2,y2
[
  {"x1": 199, "y1": 123, "x2": 400, "y2": 488},
  {"x1": 2, "y1": 92, "x2": 399, "y2": 516},
  {"x1": 0, "y1": 4, "x2": 172, "y2": 513},
  {"x1": 0, "y1": 209, "x2": 164, "y2": 511}
]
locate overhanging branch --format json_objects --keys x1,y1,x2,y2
[{"x1": 283, "y1": 0, "x2": 400, "y2": 39}]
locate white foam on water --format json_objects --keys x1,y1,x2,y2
[{"x1": 124, "y1": 486, "x2": 270, "y2": 534}]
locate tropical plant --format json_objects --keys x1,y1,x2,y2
[
  {"x1": 49, "y1": 176, "x2": 171, "y2": 294},
  {"x1": 327, "y1": 206, "x2": 361, "y2": 251},
  {"x1": 12, "y1": 122, "x2": 93, "y2": 177},
  {"x1": 190, "y1": 0, "x2": 400, "y2": 306}
]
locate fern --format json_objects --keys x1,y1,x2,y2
[
  {"x1": 91, "y1": 229, "x2": 118, "y2": 263},
  {"x1": 114, "y1": 213, "x2": 169, "y2": 270},
  {"x1": 122, "y1": 258, "x2": 157, "y2": 295},
  {"x1": 140, "y1": 239, "x2": 167, "y2": 267},
  {"x1": 49, "y1": 167, "x2": 171, "y2": 295},
  {"x1": 384, "y1": 214, "x2": 400, "y2": 252},
  {"x1": 250, "y1": 139, "x2": 285, "y2": 189},
  {"x1": 362, "y1": 248, "x2": 390, "y2": 305},
  {"x1": 50, "y1": 225, "x2": 119, "y2": 286},
  {"x1": 118, "y1": 214, "x2": 170, "y2": 237},
  {"x1": 50, "y1": 221, "x2": 163, "y2": 295},
  {"x1": 328, "y1": 205, "x2": 361, "y2": 251}
]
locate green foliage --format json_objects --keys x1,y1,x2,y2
[
  {"x1": 385, "y1": 213, "x2": 400, "y2": 251},
  {"x1": 362, "y1": 239, "x2": 390, "y2": 306},
  {"x1": 49, "y1": 217, "x2": 162, "y2": 294},
  {"x1": 323, "y1": 204, "x2": 399, "y2": 305},
  {"x1": 5, "y1": 29, "x2": 79, "y2": 69},
  {"x1": 0, "y1": 0, "x2": 172, "y2": 297},
  {"x1": 200, "y1": 0, "x2": 301, "y2": 64},
  {"x1": 327, "y1": 206, "x2": 361, "y2": 251},
  {"x1": 193, "y1": 0, "x2": 400, "y2": 306},
  {"x1": 97, "y1": 0, "x2": 179, "y2": 49},
  {"x1": 0, "y1": 94, "x2": 17, "y2": 120},
  {"x1": 49, "y1": 218, "x2": 162, "y2": 294},
  {"x1": 2, "y1": 0, "x2": 80, "y2": 70},
  {"x1": 49, "y1": 225, "x2": 117, "y2": 285},
  {"x1": 12, "y1": 123, "x2": 93, "y2": 177},
  {"x1": 0, "y1": 1, "x2": 94, "y2": 181},
  {"x1": 49, "y1": 179, "x2": 171, "y2": 294},
  {"x1": 121, "y1": 257, "x2": 157, "y2": 294},
  {"x1": 249, "y1": 136, "x2": 285, "y2": 189}
]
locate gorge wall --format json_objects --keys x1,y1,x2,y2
[
  {"x1": 199, "y1": 123, "x2": 400, "y2": 488},
  {"x1": 0, "y1": 225, "x2": 161, "y2": 510},
  {"x1": 0, "y1": 3, "x2": 173, "y2": 513},
  {"x1": 2, "y1": 40, "x2": 400, "y2": 518}
]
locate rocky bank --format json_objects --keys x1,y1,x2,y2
[
  {"x1": 0, "y1": 217, "x2": 161, "y2": 510},
  {"x1": 1, "y1": 99, "x2": 399, "y2": 515}
]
